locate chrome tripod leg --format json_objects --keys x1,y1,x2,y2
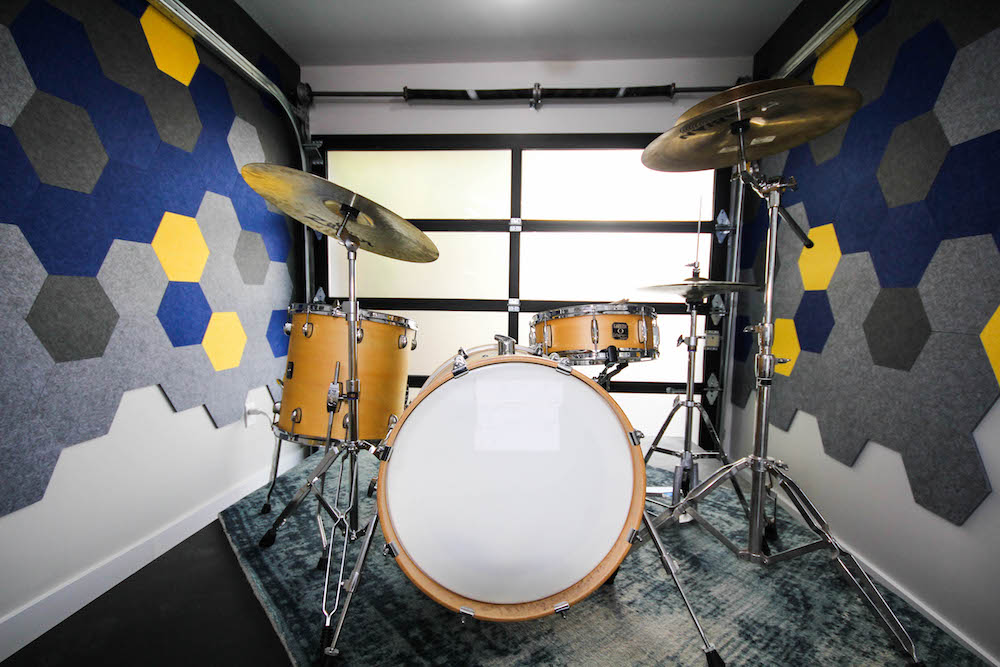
[
  {"x1": 260, "y1": 435, "x2": 282, "y2": 514},
  {"x1": 644, "y1": 402, "x2": 684, "y2": 463},
  {"x1": 321, "y1": 511, "x2": 380, "y2": 660},
  {"x1": 768, "y1": 467, "x2": 919, "y2": 664},
  {"x1": 642, "y1": 511, "x2": 725, "y2": 666},
  {"x1": 259, "y1": 445, "x2": 344, "y2": 548}
]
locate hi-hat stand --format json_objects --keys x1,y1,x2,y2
[{"x1": 640, "y1": 119, "x2": 922, "y2": 665}]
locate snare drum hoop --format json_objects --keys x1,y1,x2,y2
[
  {"x1": 529, "y1": 304, "x2": 659, "y2": 365},
  {"x1": 377, "y1": 355, "x2": 646, "y2": 622}
]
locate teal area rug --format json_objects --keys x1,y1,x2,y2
[{"x1": 220, "y1": 452, "x2": 984, "y2": 666}]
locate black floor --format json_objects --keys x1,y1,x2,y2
[{"x1": 4, "y1": 521, "x2": 290, "y2": 667}]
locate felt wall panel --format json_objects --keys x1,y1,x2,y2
[
  {"x1": 735, "y1": 1, "x2": 1000, "y2": 524},
  {"x1": 0, "y1": 0, "x2": 300, "y2": 517}
]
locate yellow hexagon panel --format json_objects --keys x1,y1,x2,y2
[
  {"x1": 773, "y1": 318, "x2": 801, "y2": 376},
  {"x1": 813, "y1": 28, "x2": 858, "y2": 87},
  {"x1": 982, "y1": 304, "x2": 1000, "y2": 388},
  {"x1": 140, "y1": 6, "x2": 199, "y2": 86},
  {"x1": 152, "y1": 212, "x2": 210, "y2": 282},
  {"x1": 798, "y1": 223, "x2": 842, "y2": 291},
  {"x1": 203, "y1": 312, "x2": 247, "y2": 371}
]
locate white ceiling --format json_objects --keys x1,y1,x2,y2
[{"x1": 234, "y1": 0, "x2": 801, "y2": 67}]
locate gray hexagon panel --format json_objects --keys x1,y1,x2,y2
[
  {"x1": 863, "y1": 288, "x2": 930, "y2": 371},
  {"x1": 228, "y1": 116, "x2": 266, "y2": 170},
  {"x1": 0, "y1": 224, "x2": 47, "y2": 316},
  {"x1": 26, "y1": 276, "x2": 120, "y2": 363},
  {"x1": 235, "y1": 230, "x2": 269, "y2": 285},
  {"x1": 934, "y1": 26, "x2": 1000, "y2": 146},
  {"x1": 919, "y1": 234, "x2": 1000, "y2": 335},
  {"x1": 13, "y1": 91, "x2": 108, "y2": 193},
  {"x1": 97, "y1": 240, "x2": 169, "y2": 317},
  {"x1": 0, "y1": 24, "x2": 34, "y2": 126},
  {"x1": 809, "y1": 123, "x2": 848, "y2": 166},
  {"x1": 876, "y1": 112, "x2": 950, "y2": 208}
]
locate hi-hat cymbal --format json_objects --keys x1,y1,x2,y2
[
  {"x1": 642, "y1": 80, "x2": 862, "y2": 172},
  {"x1": 636, "y1": 277, "x2": 760, "y2": 301},
  {"x1": 241, "y1": 163, "x2": 439, "y2": 263}
]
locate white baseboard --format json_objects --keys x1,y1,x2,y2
[{"x1": 0, "y1": 466, "x2": 281, "y2": 662}]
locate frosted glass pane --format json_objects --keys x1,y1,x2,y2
[
  {"x1": 517, "y1": 313, "x2": 703, "y2": 383},
  {"x1": 327, "y1": 150, "x2": 511, "y2": 219},
  {"x1": 519, "y1": 232, "x2": 712, "y2": 301},
  {"x1": 380, "y1": 310, "x2": 509, "y2": 377},
  {"x1": 521, "y1": 149, "x2": 714, "y2": 221},
  {"x1": 329, "y1": 232, "x2": 509, "y2": 299}
]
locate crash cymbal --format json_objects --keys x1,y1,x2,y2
[
  {"x1": 642, "y1": 80, "x2": 862, "y2": 172},
  {"x1": 636, "y1": 277, "x2": 760, "y2": 301},
  {"x1": 241, "y1": 163, "x2": 439, "y2": 263}
]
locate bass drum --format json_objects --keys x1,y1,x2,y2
[
  {"x1": 418, "y1": 341, "x2": 539, "y2": 393},
  {"x1": 377, "y1": 355, "x2": 645, "y2": 621}
]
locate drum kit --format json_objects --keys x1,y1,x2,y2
[{"x1": 242, "y1": 79, "x2": 922, "y2": 666}]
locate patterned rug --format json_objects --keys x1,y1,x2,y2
[{"x1": 220, "y1": 452, "x2": 984, "y2": 666}]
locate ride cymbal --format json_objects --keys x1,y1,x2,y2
[
  {"x1": 241, "y1": 163, "x2": 439, "y2": 263},
  {"x1": 642, "y1": 79, "x2": 862, "y2": 172}
]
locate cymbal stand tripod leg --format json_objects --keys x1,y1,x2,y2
[
  {"x1": 321, "y1": 510, "x2": 380, "y2": 660},
  {"x1": 260, "y1": 434, "x2": 283, "y2": 514},
  {"x1": 642, "y1": 510, "x2": 726, "y2": 666}
]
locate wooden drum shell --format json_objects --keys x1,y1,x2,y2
[
  {"x1": 530, "y1": 305, "x2": 659, "y2": 365},
  {"x1": 275, "y1": 308, "x2": 414, "y2": 443}
]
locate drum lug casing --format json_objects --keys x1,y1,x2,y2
[
  {"x1": 282, "y1": 322, "x2": 292, "y2": 336},
  {"x1": 452, "y1": 355, "x2": 469, "y2": 377},
  {"x1": 628, "y1": 430, "x2": 643, "y2": 447},
  {"x1": 556, "y1": 358, "x2": 572, "y2": 375}
]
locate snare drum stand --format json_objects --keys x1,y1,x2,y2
[
  {"x1": 255, "y1": 210, "x2": 394, "y2": 660},
  {"x1": 642, "y1": 121, "x2": 921, "y2": 665},
  {"x1": 643, "y1": 264, "x2": 749, "y2": 519}
]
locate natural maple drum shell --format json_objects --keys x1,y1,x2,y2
[
  {"x1": 533, "y1": 312, "x2": 655, "y2": 356},
  {"x1": 376, "y1": 355, "x2": 646, "y2": 622},
  {"x1": 276, "y1": 311, "x2": 413, "y2": 442}
]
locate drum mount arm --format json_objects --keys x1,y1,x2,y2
[{"x1": 595, "y1": 346, "x2": 628, "y2": 391}]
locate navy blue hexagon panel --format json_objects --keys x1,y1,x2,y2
[
  {"x1": 0, "y1": 0, "x2": 300, "y2": 516},
  {"x1": 732, "y1": 0, "x2": 1000, "y2": 525}
]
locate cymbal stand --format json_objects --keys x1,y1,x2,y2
[
  {"x1": 640, "y1": 120, "x2": 921, "y2": 664},
  {"x1": 643, "y1": 262, "x2": 749, "y2": 519}
]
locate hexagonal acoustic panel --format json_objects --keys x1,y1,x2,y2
[
  {"x1": 152, "y1": 212, "x2": 210, "y2": 282},
  {"x1": 13, "y1": 91, "x2": 107, "y2": 193},
  {"x1": 794, "y1": 291, "x2": 835, "y2": 353},
  {"x1": 157, "y1": 281, "x2": 212, "y2": 347},
  {"x1": 0, "y1": 24, "x2": 34, "y2": 126},
  {"x1": 234, "y1": 229, "x2": 270, "y2": 285},
  {"x1": 140, "y1": 6, "x2": 199, "y2": 86},
  {"x1": 798, "y1": 224, "x2": 841, "y2": 290},
  {"x1": 812, "y1": 28, "x2": 857, "y2": 87},
  {"x1": 26, "y1": 275, "x2": 120, "y2": 362},
  {"x1": 202, "y1": 311, "x2": 247, "y2": 371},
  {"x1": 983, "y1": 306, "x2": 1000, "y2": 387},
  {"x1": 772, "y1": 318, "x2": 800, "y2": 376},
  {"x1": 876, "y1": 111, "x2": 950, "y2": 208},
  {"x1": 863, "y1": 288, "x2": 931, "y2": 371}
]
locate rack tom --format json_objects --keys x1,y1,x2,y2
[
  {"x1": 275, "y1": 303, "x2": 417, "y2": 445},
  {"x1": 529, "y1": 304, "x2": 659, "y2": 365}
]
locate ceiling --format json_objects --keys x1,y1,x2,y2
[{"x1": 234, "y1": 0, "x2": 801, "y2": 68}]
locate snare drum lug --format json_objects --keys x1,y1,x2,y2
[
  {"x1": 556, "y1": 358, "x2": 572, "y2": 375},
  {"x1": 591, "y1": 317, "x2": 599, "y2": 345},
  {"x1": 554, "y1": 601, "x2": 570, "y2": 618},
  {"x1": 628, "y1": 430, "x2": 643, "y2": 447},
  {"x1": 459, "y1": 607, "x2": 475, "y2": 623}
]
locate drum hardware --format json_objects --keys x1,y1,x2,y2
[
  {"x1": 637, "y1": 80, "x2": 921, "y2": 665},
  {"x1": 529, "y1": 303, "x2": 659, "y2": 366},
  {"x1": 593, "y1": 345, "x2": 629, "y2": 391}
]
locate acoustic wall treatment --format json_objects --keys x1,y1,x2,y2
[
  {"x1": 733, "y1": 0, "x2": 1000, "y2": 525},
  {"x1": 0, "y1": 0, "x2": 301, "y2": 516}
]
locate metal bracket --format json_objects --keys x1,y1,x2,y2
[
  {"x1": 556, "y1": 357, "x2": 572, "y2": 375},
  {"x1": 554, "y1": 601, "x2": 569, "y2": 618},
  {"x1": 452, "y1": 355, "x2": 469, "y2": 377},
  {"x1": 710, "y1": 294, "x2": 726, "y2": 325},
  {"x1": 509, "y1": 217, "x2": 522, "y2": 233},
  {"x1": 714, "y1": 208, "x2": 733, "y2": 243},
  {"x1": 385, "y1": 541, "x2": 401, "y2": 558},
  {"x1": 704, "y1": 330, "x2": 721, "y2": 350},
  {"x1": 343, "y1": 570, "x2": 361, "y2": 593},
  {"x1": 507, "y1": 298, "x2": 521, "y2": 313},
  {"x1": 459, "y1": 606, "x2": 475, "y2": 623},
  {"x1": 705, "y1": 373, "x2": 721, "y2": 405},
  {"x1": 628, "y1": 430, "x2": 643, "y2": 447},
  {"x1": 627, "y1": 528, "x2": 641, "y2": 544},
  {"x1": 377, "y1": 445, "x2": 393, "y2": 462}
]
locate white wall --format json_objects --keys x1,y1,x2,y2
[
  {"x1": 309, "y1": 55, "x2": 1000, "y2": 665},
  {"x1": 0, "y1": 385, "x2": 304, "y2": 661},
  {"x1": 728, "y1": 398, "x2": 1000, "y2": 664}
]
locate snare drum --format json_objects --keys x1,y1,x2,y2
[
  {"x1": 275, "y1": 303, "x2": 416, "y2": 444},
  {"x1": 529, "y1": 303, "x2": 659, "y2": 364},
  {"x1": 377, "y1": 355, "x2": 645, "y2": 621}
]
